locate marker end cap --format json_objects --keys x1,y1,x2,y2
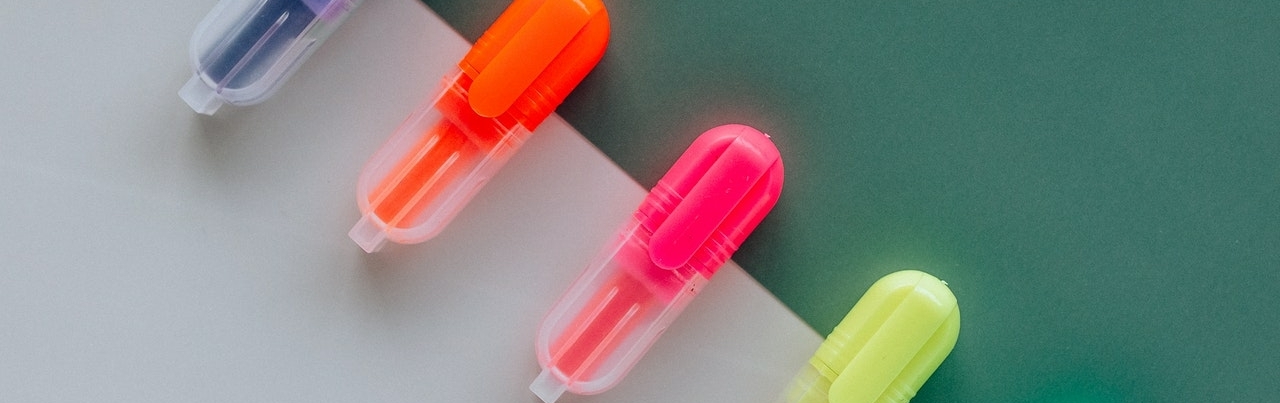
[
  {"x1": 180, "y1": 75, "x2": 223, "y2": 115},
  {"x1": 530, "y1": 368, "x2": 567, "y2": 403},
  {"x1": 349, "y1": 214, "x2": 388, "y2": 253}
]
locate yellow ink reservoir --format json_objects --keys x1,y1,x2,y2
[{"x1": 780, "y1": 270, "x2": 960, "y2": 403}]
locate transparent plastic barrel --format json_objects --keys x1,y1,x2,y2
[
  {"x1": 350, "y1": 72, "x2": 532, "y2": 252},
  {"x1": 181, "y1": 0, "x2": 360, "y2": 114}
]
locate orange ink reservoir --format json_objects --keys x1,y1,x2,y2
[
  {"x1": 531, "y1": 124, "x2": 785, "y2": 402},
  {"x1": 349, "y1": 0, "x2": 609, "y2": 252}
]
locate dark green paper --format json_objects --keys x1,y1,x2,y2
[{"x1": 423, "y1": 1, "x2": 1280, "y2": 401}]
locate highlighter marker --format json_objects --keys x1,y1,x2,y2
[
  {"x1": 348, "y1": 0, "x2": 610, "y2": 253},
  {"x1": 780, "y1": 270, "x2": 960, "y2": 403},
  {"x1": 530, "y1": 124, "x2": 785, "y2": 403},
  {"x1": 180, "y1": 0, "x2": 361, "y2": 114}
]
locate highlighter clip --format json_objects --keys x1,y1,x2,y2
[
  {"x1": 640, "y1": 124, "x2": 785, "y2": 275},
  {"x1": 822, "y1": 270, "x2": 961, "y2": 403},
  {"x1": 460, "y1": 0, "x2": 610, "y2": 127},
  {"x1": 468, "y1": 0, "x2": 603, "y2": 117}
]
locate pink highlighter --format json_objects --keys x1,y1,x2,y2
[{"x1": 530, "y1": 124, "x2": 785, "y2": 402}]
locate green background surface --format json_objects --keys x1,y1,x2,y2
[{"x1": 422, "y1": 1, "x2": 1279, "y2": 401}]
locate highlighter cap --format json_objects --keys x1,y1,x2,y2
[
  {"x1": 814, "y1": 270, "x2": 960, "y2": 403},
  {"x1": 459, "y1": 0, "x2": 610, "y2": 128},
  {"x1": 638, "y1": 124, "x2": 784, "y2": 277}
]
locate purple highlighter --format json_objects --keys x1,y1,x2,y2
[{"x1": 180, "y1": 0, "x2": 361, "y2": 115}]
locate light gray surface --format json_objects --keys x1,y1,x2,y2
[{"x1": 0, "y1": 0, "x2": 820, "y2": 401}]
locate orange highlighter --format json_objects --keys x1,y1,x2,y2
[{"x1": 350, "y1": 0, "x2": 609, "y2": 252}]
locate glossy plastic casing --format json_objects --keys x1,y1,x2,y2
[
  {"x1": 180, "y1": 0, "x2": 360, "y2": 114},
  {"x1": 349, "y1": 0, "x2": 609, "y2": 253},
  {"x1": 531, "y1": 124, "x2": 785, "y2": 403},
  {"x1": 781, "y1": 270, "x2": 961, "y2": 403}
]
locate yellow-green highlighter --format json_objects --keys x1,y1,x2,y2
[{"x1": 780, "y1": 270, "x2": 961, "y2": 403}]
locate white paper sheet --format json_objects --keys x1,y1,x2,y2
[{"x1": 0, "y1": 0, "x2": 821, "y2": 401}]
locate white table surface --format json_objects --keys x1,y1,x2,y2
[{"x1": 0, "y1": 0, "x2": 821, "y2": 401}]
